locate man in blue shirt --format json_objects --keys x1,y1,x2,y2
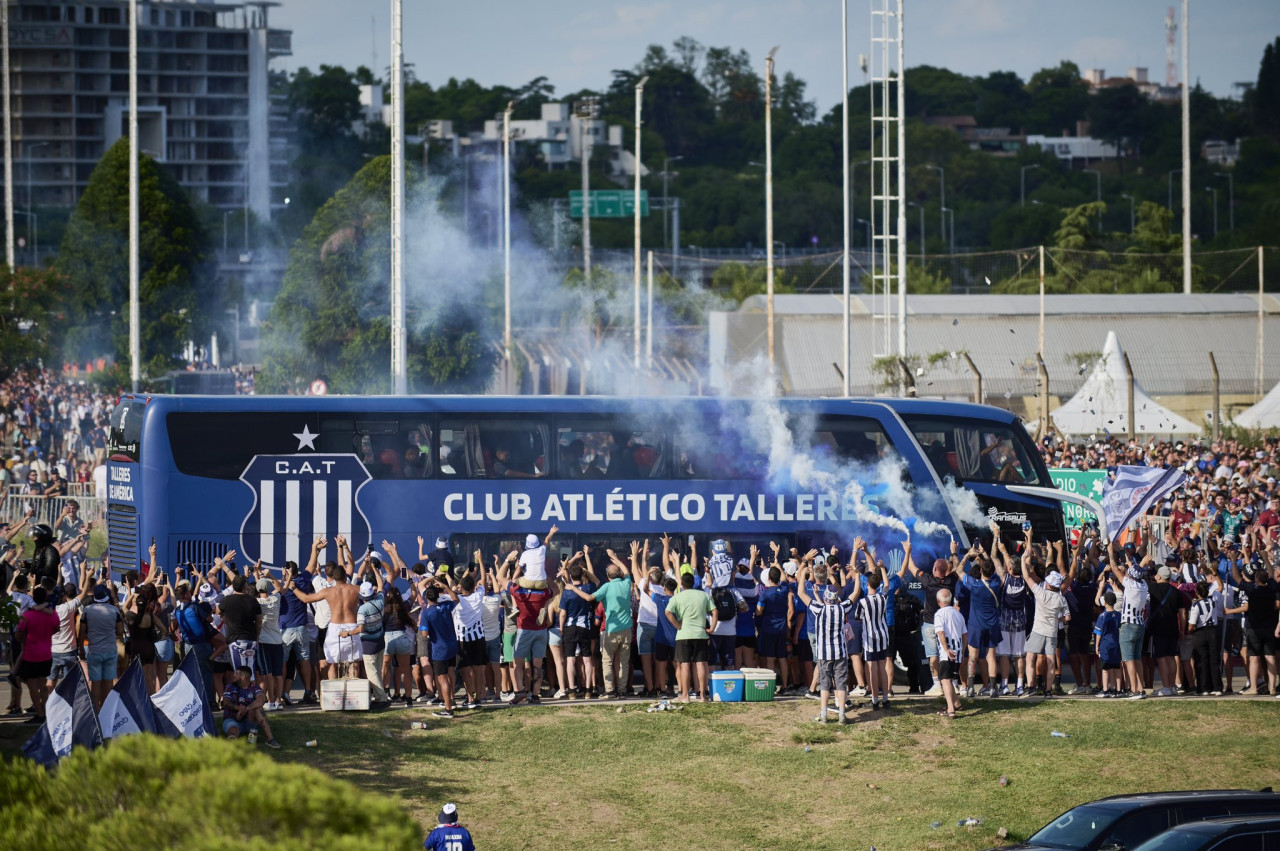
[
  {"x1": 961, "y1": 558, "x2": 1003, "y2": 698},
  {"x1": 279, "y1": 561, "x2": 316, "y2": 705},
  {"x1": 423, "y1": 802, "x2": 474, "y2": 851},
  {"x1": 755, "y1": 567, "x2": 791, "y2": 683}
]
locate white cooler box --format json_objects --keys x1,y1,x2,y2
[{"x1": 320, "y1": 678, "x2": 370, "y2": 711}]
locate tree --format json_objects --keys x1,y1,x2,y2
[
  {"x1": 1054, "y1": 201, "x2": 1106, "y2": 250},
  {"x1": 1088, "y1": 84, "x2": 1147, "y2": 172},
  {"x1": 0, "y1": 267, "x2": 73, "y2": 377},
  {"x1": 1251, "y1": 37, "x2": 1280, "y2": 143},
  {"x1": 260, "y1": 156, "x2": 496, "y2": 394},
  {"x1": 0, "y1": 735, "x2": 420, "y2": 849},
  {"x1": 57, "y1": 139, "x2": 210, "y2": 373},
  {"x1": 1025, "y1": 61, "x2": 1089, "y2": 135}
]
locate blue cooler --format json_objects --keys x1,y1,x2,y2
[{"x1": 711, "y1": 670, "x2": 744, "y2": 702}]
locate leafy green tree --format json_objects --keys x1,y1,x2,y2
[
  {"x1": 1128, "y1": 201, "x2": 1181, "y2": 254},
  {"x1": 260, "y1": 156, "x2": 496, "y2": 393},
  {"x1": 1250, "y1": 37, "x2": 1280, "y2": 142},
  {"x1": 57, "y1": 139, "x2": 210, "y2": 374},
  {"x1": 1053, "y1": 201, "x2": 1106, "y2": 250},
  {"x1": 0, "y1": 267, "x2": 73, "y2": 377},
  {"x1": 1087, "y1": 84, "x2": 1147, "y2": 172},
  {"x1": 0, "y1": 735, "x2": 420, "y2": 849},
  {"x1": 1025, "y1": 61, "x2": 1089, "y2": 135}
]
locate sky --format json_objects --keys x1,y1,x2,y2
[{"x1": 273, "y1": 0, "x2": 1277, "y2": 113}]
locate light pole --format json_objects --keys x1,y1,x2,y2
[
  {"x1": 1082, "y1": 167, "x2": 1102, "y2": 230},
  {"x1": 662, "y1": 155, "x2": 682, "y2": 248},
  {"x1": 2, "y1": 0, "x2": 13, "y2": 271},
  {"x1": 942, "y1": 207, "x2": 955, "y2": 255},
  {"x1": 764, "y1": 46, "x2": 779, "y2": 367},
  {"x1": 1120, "y1": 193, "x2": 1135, "y2": 233},
  {"x1": 633, "y1": 75, "x2": 648, "y2": 369},
  {"x1": 1215, "y1": 171, "x2": 1234, "y2": 231},
  {"x1": 503, "y1": 97, "x2": 521, "y2": 369},
  {"x1": 927, "y1": 164, "x2": 944, "y2": 242},
  {"x1": 906, "y1": 201, "x2": 924, "y2": 259},
  {"x1": 841, "y1": 0, "x2": 850, "y2": 396},
  {"x1": 1020, "y1": 163, "x2": 1039, "y2": 207},
  {"x1": 577, "y1": 96, "x2": 599, "y2": 284},
  {"x1": 856, "y1": 217, "x2": 872, "y2": 249},
  {"x1": 128, "y1": 0, "x2": 140, "y2": 391},
  {"x1": 1205, "y1": 186, "x2": 1218, "y2": 239},
  {"x1": 389, "y1": 0, "x2": 406, "y2": 394}
]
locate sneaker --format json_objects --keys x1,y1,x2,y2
[
  {"x1": 588, "y1": 689, "x2": 600, "y2": 700},
  {"x1": 280, "y1": 694, "x2": 294, "y2": 707},
  {"x1": 552, "y1": 689, "x2": 567, "y2": 699},
  {"x1": 1053, "y1": 684, "x2": 1066, "y2": 696},
  {"x1": 882, "y1": 698, "x2": 892, "y2": 711},
  {"x1": 1071, "y1": 686, "x2": 1090, "y2": 695},
  {"x1": 499, "y1": 692, "x2": 513, "y2": 702},
  {"x1": 528, "y1": 694, "x2": 541, "y2": 705},
  {"x1": 1210, "y1": 690, "x2": 1223, "y2": 697},
  {"x1": 1096, "y1": 690, "x2": 1110, "y2": 698},
  {"x1": 1127, "y1": 690, "x2": 1147, "y2": 700},
  {"x1": 429, "y1": 696, "x2": 444, "y2": 706},
  {"x1": 301, "y1": 692, "x2": 319, "y2": 705},
  {"x1": 466, "y1": 701, "x2": 481, "y2": 710},
  {"x1": 266, "y1": 738, "x2": 281, "y2": 750},
  {"x1": 999, "y1": 684, "x2": 1012, "y2": 696},
  {"x1": 978, "y1": 686, "x2": 993, "y2": 697},
  {"x1": 852, "y1": 686, "x2": 868, "y2": 697},
  {"x1": 837, "y1": 714, "x2": 848, "y2": 724},
  {"x1": 924, "y1": 685, "x2": 942, "y2": 697},
  {"x1": 813, "y1": 714, "x2": 828, "y2": 724},
  {"x1": 805, "y1": 690, "x2": 820, "y2": 700},
  {"x1": 433, "y1": 709, "x2": 455, "y2": 718},
  {"x1": 507, "y1": 693, "x2": 527, "y2": 706}
]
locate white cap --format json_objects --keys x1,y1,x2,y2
[
  {"x1": 784, "y1": 559, "x2": 799, "y2": 576},
  {"x1": 435, "y1": 536, "x2": 448, "y2": 549},
  {"x1": 359, "y1": 581, "x2": 376, "y2": 598},
  {"x1": 525, "y1": 534, "x2": 540, "y2": 549}
]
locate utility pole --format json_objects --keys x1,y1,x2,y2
[
  {"x1": 389, "y1": 0, "x2": 406, "y2": 394},
  {"x1": 633, "y1": 75, "x2": 648, "y2": 369},
  {"x1": 577, "y1": 97, "x2": 598, "y2": 284},
  {"x1": 128, "y1": 0, "x2": 140, "y2": 391},
  {"x1": 1181, "y1": 0, "x2": 1191, "y2": 294},
  {"x1": 841, "y1": 0, "x2": 851, "y2": 396},
  {"x1": 2, "y1": 0, "x2": 12, "y2": 271}
]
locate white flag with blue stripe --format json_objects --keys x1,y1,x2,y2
[{"x1": 1101, "y1": 465, "x2": 1187, "y2": 540}]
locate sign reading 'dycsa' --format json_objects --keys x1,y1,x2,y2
[{"x1": 1049, "y1": 468, "x2": 1105, "y2": 531}]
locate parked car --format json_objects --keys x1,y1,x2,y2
[
  {"x1": 986, "y1": 789, "x2": 1280, "y2": 851},
  {"x1": 1132, "y1": 814, "x2": 1280, "y2": 850}
]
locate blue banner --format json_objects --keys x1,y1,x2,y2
[
  {"x1": 21, "y1": 664, "x2": 103, "y2": 768},
  {"x1": 99, "y1": 657, "x2": 157, "y2": 739}
]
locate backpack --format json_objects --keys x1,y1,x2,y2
[
  {"x1": 176, "y1": 602, "x2": 212, "y2": 644},
  {"x1": 895, "y1": 592, "x2": 924, "y2": 633},
  {"x1": 712, "y1": 586, "x2": 737, "y2": 622}
]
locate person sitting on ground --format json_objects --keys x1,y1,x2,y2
[
  {"x1": 222, "y1": 664, "x2": 280, "y2": 749},
  {"x1": 423, "y1": 803, "x2": 474, "y2": 851}
]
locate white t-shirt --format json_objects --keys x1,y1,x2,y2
[
  {"x1": 312, "y1": 575, "x2": 335, "y2": 628},
  {"x1": 452, "y1": 588, "x2": 486, "y2": 642},
  {"x1": 1120, "y1": 574, "x2": 1149, "y2": 626},
  {"x1": 480, "y1": 593, "x2": 502, "y2": 640},
  {"x1": 933, "y1": 606, "x2": 967, "y2": 662},
  {"x1": 637, "y1": 583, "x2": 659, "y2": 626},
  {"x1": 258, "y1": 593, "x2": 282, "y2": 644},
  {"x1": 518, "y1": 544, "x2": 547, "y2": 582},
  {"x1": 51, "y1": 598, "x2": 80, "y2": 655}
]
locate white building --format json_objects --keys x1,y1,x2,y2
[{"x1": 1026, "y1": 135, "x2": 1118, "y2": 164}]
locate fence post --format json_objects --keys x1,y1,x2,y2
[
  {"x1": 1122, "y1": 352, "x2": 1136, "y2": 440},
  {"x1": 1037, "y1": 355, "x2": 1050, "y2": 440},
  {"x1": 962, "y1": 352, "x2": 982, "y2": 404},
  {"x1": 1209, "y1": 350, "x2": 1220, "y2": 442}
]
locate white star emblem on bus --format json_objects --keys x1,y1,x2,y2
[{"x1": 293, "y1": 425, "x2": 317, "y2": 451}]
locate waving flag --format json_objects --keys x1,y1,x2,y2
[
  {"x1": 21, "y1": 664, "x2": 103, "y2": 768},
  {"x1": 1101, "y1": 465, "x2": 1187, "y2": 540},
  {"x1": 99, "y1": 657, "x2": 157, "y2": 739},
  {"x1": 150, "y1": 650, "x2": 216, "y2": 739}
]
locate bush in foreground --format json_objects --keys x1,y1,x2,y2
[{"x1": 0, "y1": 735, "x2": 420, "y2": 850}]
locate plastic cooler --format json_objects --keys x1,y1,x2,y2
[
  {"x1": 711, "y1": 670, "x2": 744, "y2": 702},
  {"x1": 740, "y1": 667, "x2": 777, "y2": 702}
]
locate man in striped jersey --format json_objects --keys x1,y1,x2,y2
[
  {"x1": 852, "y1": 541, "x2": 891, "y2": 710},
  {"x1": 796, "y1": 564, "x2": 854, "y2": 723},
  {"x1": 1108, "y1": 541, "x2": 1151, "y2": 699},
  {"x1": 993, "y1": 535, "x2": 1029, "y2": 695}
]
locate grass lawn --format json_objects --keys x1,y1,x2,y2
[{"x1": 249, "y1": 697, "x2": 1280, "y2": 851}]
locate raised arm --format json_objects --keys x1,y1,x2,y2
[
  {"x1": 899, "y1": 537, "x2": 915, "y2": 578},
  {"x1": 544, "y1": 524, "x2": 559, "y2": 549},
  {"x1": 794, "y1": 564, "x2": 815, "y2": 608}
]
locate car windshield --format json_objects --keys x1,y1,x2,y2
[
  {"x1": 1131, "y1": 828, "x2": 1214, "y2": 851},
  {"x1": 1028, "y1": 805, "x2": 1120, "y2": 848}
]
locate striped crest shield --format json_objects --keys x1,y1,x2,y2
[{"x1": 238, "y1": 454, "x2": 373, "y2": 568}]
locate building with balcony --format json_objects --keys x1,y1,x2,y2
[{"x1": 4, "y1": 0, "x2": 291, "y2": 220}]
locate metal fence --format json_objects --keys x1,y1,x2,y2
[{"x1": 1, "y1": 488, "x2": 106, "y2": 528}]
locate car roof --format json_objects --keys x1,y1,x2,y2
[
  {"x1": 1167, "y1": 815, "x2": 1280, "y2": 836},
  {"x1": 1088, "y1": 790, "x2": 1278, "y2": 810}
]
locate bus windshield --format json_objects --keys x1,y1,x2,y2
[{"x1": 901, "y1": 415, "x2": 1044, "y2": 486}]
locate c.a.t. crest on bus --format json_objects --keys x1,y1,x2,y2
[{"x1": 238, "y1": 454, "x2": 373, "y2": 568}]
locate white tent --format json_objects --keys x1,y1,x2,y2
[
  {"x1": 1233, "y1": 382, "x2": 1280, "y2": 429},
  {"x1": 1050, "y1": 331, "x2": 1200, "y2": 436}
]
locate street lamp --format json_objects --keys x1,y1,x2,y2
[
  {"x1": 906, "y1": 201, "x2": 924, "y2": 259},
  {"x1": 662, "y1": 155, "x2": 682, "y2": 248},
  {"x1": 1082, "y1": 168, "x2": 1102, "y2": 230},
  {"x1": 1205, "y1": 186, "x2": 1218, "y2": 239},
  {"x1": 1019, "y1": 163, "x2": 1039, "y2": 207},
  {"x1": 856, "y1": 217, "x2": 872, "y2": 249},
  {"x1": 764, "y1": 45, "x2": 779, "y2": 366},
  {"x1": 1214, "y1": 171, "x2": 1234, "y2": 231},
  {"x1": 1120, "y1": 193, "x2": 1135, "y2": 233},
  {"x1": 633, "y1": 75, "x2": 648, "y2": 369},
  {"x1": 926, "y1": 164, "x2": 945, "y2": 241}
]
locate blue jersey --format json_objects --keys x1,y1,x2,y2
[
  {"x1": 424, "y1": 824, "x2": 474, "y2": 851},
  {"x1": 962, "y1": 574, "x2": 1003, "y2": 631},
  {"x1": 652, "y1": 591, "x2": 676, "y2": 646},
  {"x1": 421, "y1": 600, "x2": 458, "y2": 662},
  {"x1": 733, "y1": 575, "x2": 758, "y2": 637},
  {"x1": 756, "y1": 586, "x2": 789, "y2": 636},
  {"x1": 1093, "y1": 610, "x2": 1121, "y2": 665},
  {"x1": 560, "y1": 582, "x2": 597, "y2": 629}
]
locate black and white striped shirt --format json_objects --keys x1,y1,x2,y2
[
  {"x1": 1188, "y1": 598, "x2": 1217, "y2": 631},
  {"x1": 1120, "y1": 575, "x2": 1149, "y2": 627},
  {"x1": 808, "y1": 597, "x2": 855, "y2": 661},
  {"x1": 854, "y1": 593, "x2": 890, "y2": 654}
]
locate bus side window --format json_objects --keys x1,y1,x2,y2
[{"x1": 441, "y1": 419, "x2": 549, "y2": 479}]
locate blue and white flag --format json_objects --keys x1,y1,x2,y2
[
  {"x1": 150, "y1": 650, "x2": 216, "y2": 739},
  {"x1": 1102, "y1": 465, "x2": 1187, "y2": 540},
  {"x1": 99, "y1": 657, "x2": 157, "y2": 739},
  {"x1": 21, "y1": 664, "x2": 103, "y2": 768}
]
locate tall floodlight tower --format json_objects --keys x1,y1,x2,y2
[
  {"x1": 1165, "y1": 7, "x2": 1178, "y2": 87},
  {"x1": 869, "y1": 0, "x2": 905, "y2": 367}
]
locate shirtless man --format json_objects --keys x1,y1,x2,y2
[{"x1": 289, "y1": 563, "x2": 360, "y2": 678}]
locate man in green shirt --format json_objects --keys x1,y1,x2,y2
[
  {"x1": 664, "y1": 573, "x2": 719, "y2": 703},
  {"x1": 565, "y1": 544, "x2": 637, "y2": 699}
]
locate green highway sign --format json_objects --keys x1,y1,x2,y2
[
  {"x1": 569, "y1": 190, "x2": 649, "y2": 218},
  {"x1": 1049, "y1": 468, "x2": 1106, "y2": 531}
]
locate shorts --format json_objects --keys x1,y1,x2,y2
[
  {"x1": 735, "y1": 635, "x2": 757, "y2": 650},
  {"x1": 430, "y1": 656, "x2": 454, "y2": 677},
  {"x1": 757, "y1": 633, "x2": 787, "y2": 659},
  {"x1": 417, "y1": 631, "x2": 431, "y2": 659},
  {"x1": 222, "y1": 716, "x2": 258, "y2": 735},
  {"x1": 967, "y1": 625, "x2": 1002, "y2": 655},
  {"x1": 864, "y1": 648, "x2": 887, "y2": 663},
  {"x1": 654, "y1": 642, "x2": 674, "y2": 662},
  {"x1": 513, "y1": 629, "x2": 549, "y2": 661},
  {"x1": 562, "y1": 625, "x2": 593, "y2": 658},
  {"x1": 1099, "y1": 652, "x2": 1122, "y2": 670},
  {"x1": 1244, "y1": 627, "x2": 1279, "y2": 656},
  {"x1": 996, "y1": 629, "x2": 1026, "y2": 657},
  {"x1": 636, "y1": 622, "x2": 656, "y2": 655},
  {"x1": 384, "y1": 630, "x2": 413, "y2": 657},
  {"x1": 502, "y1": 631, "x2": 515, "y2": 664},
  {"x1": 16, "y1": 658, "x2": 52, "y2": 680},
  {"x1": 49, "y1": 652, "x2": 79, "y2": 682},
  {"x1": 709, "y1": 635, "x2": 735, "y2": 668},
  {"x1": 87, "y1": 651, "x2": 117, "y2": 682},
  {"x1": 486, "y1": 637, "x2": 502, "y2": 665},
  {"x1": 1025, "y1": 631, "x2": 1058, "y2": 656},
  {"x1": 516, "y1": 577, "x2": 548, "y2": 590},
  {"x1": 1222, "y1": 620, "x2": 1243, "y2": 656},
  {"x1": 817, "y1": 658, "x2": 849, "y2": 692},
  {"x1": 1119, "y1": 623, "x2": 1145, "y2": 663},
  {"x1": 211, "y1": 659, "x2": 233, "y2": 674},
  {"x1": 548, "y1": 627, "x2": 562, "y2": 648},
  {"x1": 457, "y1": 638, "x2": 488, "y2": 669},
  {"x1": 846, "y1": 623, "x2": 864, "y2": 657},
  {"x1": 1151, "y1": 629, "x2": 1180, "y2": 659},
  {"x1": 938, "y1": 659, "x2": 959, "y2": 680},
  {"x1": 324, "y1": 625, "x2": 361, "y2": 665},
  {"x1": 792, "y1": 639, "x2": 813, "y2": 663},
  {"x1": 674, "y1": 638, "x2": 709, "y2": 664},
  {"x1": 282, "y1": 626, "x2": 311, "y2": 663},
  {"x1": 1067, "y1": 629, "x2": 1093, "y2": 657},
  {"x1": 257, "y1": 642, "x2": 284, "y2": 677},
  {"x1": 922, "y1": 623, "x2": 939, "y2": 659},
  {"x1": 229, "y1": 639, "x2": 259, "y2": 672},
  {"x1": 128, "y1": 637, "x2": 157, "y2": 666}
]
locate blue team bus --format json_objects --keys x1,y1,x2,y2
[{"x1": 104, "y1": 395, "x2": 1076, "y2": 576}]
